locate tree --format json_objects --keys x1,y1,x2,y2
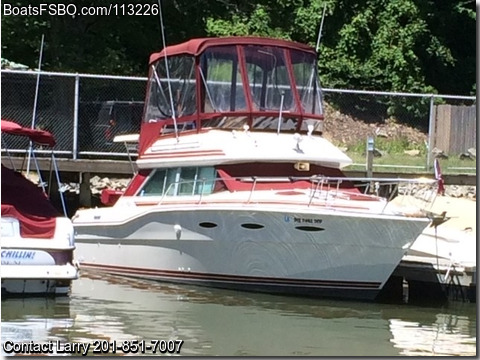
[{"x1": 2, "y1": 0, "x2": 475, "y2": 95}]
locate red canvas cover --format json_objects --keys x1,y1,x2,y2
[
  {"x1": 1, "y1": 165, "x2": 59, "y2": 239},
  {"x1": 100, "y1": 189, "x2": 124, "y2": 206},
  {"x1": 1, "y1": 119, "x2": 56, "y2": 146},
  {"x1": 149, "y1": 36, "x2": 316, "y2": 64},
  {"x1": 216, "y1": 164, "x2": 361, "y2": 193}
]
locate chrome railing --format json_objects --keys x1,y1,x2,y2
[{"x1": 148, "y1": 175, "x2": 439, "y2": 213}]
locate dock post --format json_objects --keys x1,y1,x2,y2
[
  {"x1": 366, "y1": 136, "x2": 374, "y2": 178},
  {"x1": 79, "y1": 172, "x2": 92, "y2": 208}
]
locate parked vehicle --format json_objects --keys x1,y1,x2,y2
[{"x1": 92, "y1": 100, "x2": 144, "y2": 152}]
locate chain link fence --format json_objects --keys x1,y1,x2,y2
[
  {"x1": 1, "y1": 69, "x2": 476, "y2": 172},
  {"x1": 323, "y1": 89, "x2": 476, "y2": 172},
  {"x1": 2, "y1": 71, "x2": 75, "y2": 155},
  {"x1": 1, "y1": 70, "x2": 146, "y2": 159}
]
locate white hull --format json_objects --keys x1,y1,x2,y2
[
  {"x1": 1, "y1": 276, "x2": 74, "y2": 296},
  {"x1": 74, "y1": 206, "x2": 428, "y2": 300},
  {"x1": 1, "y1": 217, "x2": 79, "y2": 297}
]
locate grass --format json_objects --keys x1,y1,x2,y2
[{"x1": 341, "y1": 137, "x2": 476, "y2": 174}]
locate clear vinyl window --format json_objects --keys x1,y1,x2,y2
[
  {"x1": 200, "y1": 47, "x2": 247, "y2": 113},
  {"x1": 144, "y1": 55, "x2": 196, "y2": 123}
]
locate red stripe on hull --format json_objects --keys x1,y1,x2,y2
[
  {"x1": 79, "y1": 262, "x2": 381, "y2": 290},
  {"x1": 140, "y1": 150, "x2": 225, "y2": 159}
]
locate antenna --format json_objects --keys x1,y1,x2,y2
[
  {"x1": 157, "y1": 0, "x2": 179, "y2": 142},
  {"x1": 26, "y1": 34, "x2": 45, "y2": 177},
  {"x1": 315, "y1": 3, "x2": 327, "y2": 53}
]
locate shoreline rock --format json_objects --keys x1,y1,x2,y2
[{"x1": 23, "y1": 173, "x2": 477, "y2": 201}]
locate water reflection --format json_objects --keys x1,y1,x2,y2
[
  {"x1": 1, "y1": 271, "x2": 476, "y2": 356},
  {"x1": 1, "y1": 297, "x2": 73, "y2": 356}
]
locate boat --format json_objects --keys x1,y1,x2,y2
[
  {"x1": 72, "y1": 36, "x2": 439, "y2": 301},
  {"x1": 1, "y1": 120, "x2": 78, "y2": 296}
]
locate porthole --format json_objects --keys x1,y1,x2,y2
[
  {"x1": 199, "y1": 222, "x2": 218, "y2": 228},
  {"x1": 241, "y1": 223, "x2": 265, "y2": 230},
  {"x1": 295, "y1": 226, "x2": 324, "y2": 232}
]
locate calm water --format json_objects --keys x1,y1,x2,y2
[{"x1": 1, "y1": 271, "x2": 476, "y2": 357}]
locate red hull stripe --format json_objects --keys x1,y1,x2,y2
[
  {"x1": 132, "y1": 199, "x2": 370, "y2": 211},
  {"x1": 80, "y1": 263, "x2": 381, "y2": 289},
  {"x1": 140, "y1": 150, "x2": 225, "y2": 159}
]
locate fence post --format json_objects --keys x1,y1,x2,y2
[
  {"x1": 73, "y1": 73, "x2": 80, "y2": 160},
  {"x1": 426, "y1": 95, "x2": 435, "y2": 171}
]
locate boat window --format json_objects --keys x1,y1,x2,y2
[
  {"x1": 196, "y1": 167, "x2": 216, "y2": 194},
  {"x1": 140, "y1": 169, "x2": 167, "y2": 196},
  {"x1": 144, "y1": 55, "x2": 196, "y2": 123},
  {"x1": 165, "y1": 168, "x2": 178, "y2": 195},
  {"x1": 290, "y1": 50, "x2": 323, "y2": 116},
  {"x1": 178, "y1": 167, "x2": 197, "y2": 195},
  {"x1": 200, "y1": 47, "x2": 247, "y2": 113},
  {"x1": 244, "y1": 46, "x2": 295, "y2": 112},
  {"x1": 139, "y1": 167, "x2": 217, "y2": 196}
]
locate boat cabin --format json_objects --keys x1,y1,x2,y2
[
  {"x1": 100, "y1": 37, "x2": 358, "y2": 206},
  {"x1": 139, "y1": 37, "x2": 324, "y2": 154}
]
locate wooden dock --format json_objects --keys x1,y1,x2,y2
[{"x1": 2, "y1": 156, "x2": 476, "y2": 185}]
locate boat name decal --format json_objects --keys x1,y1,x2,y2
[
  {"x1": 1, "y1": 250, "x2": 36, "y2": 260},
  {"x1": 284, "y1": 216, "x2": 322, "y2": 224},
  {"x1": 0, "y1": 249, "x2": 55, "y2": 266}
]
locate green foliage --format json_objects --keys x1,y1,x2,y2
[
  {"x1": 349, "y1": 135, "x2": 426, "y2": 156},
  {"x1": 347, "y1": 151, "x2": 476, "y2": 175},
  {"x1": 206, "y1": 4, "x2": 290, "y2": 39},
  {"x1": 319, "y1": 0, "x2": 453, "y2": 94},
  {"x1": 375, "y1": 137, "x2": 426, "y2": 155},
  {"x1": 1, "y1": 0, "x2": 475, "y2": 101}
]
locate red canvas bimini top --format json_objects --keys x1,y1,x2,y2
[
  {"x1": 1, "y1": 119, "x2": 56, "y2": 146},
  {"x1": 149, "y1": 36, "x2": 316, "y2": 64}
]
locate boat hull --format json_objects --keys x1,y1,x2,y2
[
  {"x1": 1, "y1": 276, "x2": 74, "y2": 297},
  {"x1": 1, "y1": 218, "x2": 78, "y2": 297},
  {"x1": 74, "y1": 207, "x2": 428, "y2": 301},
  {"x1": 1, "y1": 249, "x2": 78, "y2": 296}
]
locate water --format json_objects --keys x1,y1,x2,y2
[{"x1": 1, "y1": 271, "x2": 476, "y2": 357}]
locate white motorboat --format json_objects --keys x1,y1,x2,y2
[
  {"x1": 1, "y1": 120, "x2": 78, "y2": 296},
  {"x1": 72, "y1": 37, "x2": 438, "y2": 301}
]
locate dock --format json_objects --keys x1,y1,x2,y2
[
  {"x1": 382, "y1": 195, "x2": 476, "y2": 304},
  {"x1": 394, "y1": 257, "x2": 476, "y2": 304}
]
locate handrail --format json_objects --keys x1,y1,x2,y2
[{"x1": 147, "y1": 174, "x2": 439, "y2": 213}]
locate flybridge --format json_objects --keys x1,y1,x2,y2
[{"x1": 139, "y1": 37, "x2": 325, "y2": 154}]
